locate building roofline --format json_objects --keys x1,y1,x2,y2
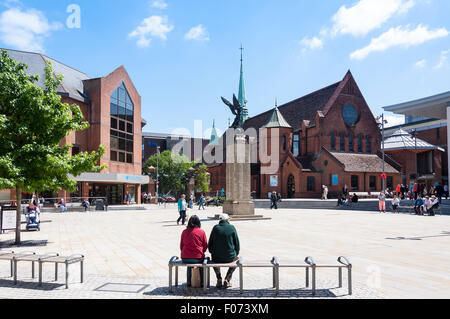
[
  {"x1": 1, "y1": 48, "x2": 90, "y2": 78},
  {"x1": 383, "y1": 91, "x2": 450, "y2": 112}
]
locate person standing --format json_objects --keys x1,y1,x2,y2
[
  {"x1": 435, "y1": 183, "x2": 444, "y2": 204},
  {"x1": 444, "y1": 184, "x2": 449, "y2": 199},
  {"x1": 413, "y1": 183, "x2": 418, "y2": 200},
  {"x1": 148, "y1": 193, "x2": 153, "y2": 204},
  {"x1": 343, "y1": 185, "x2": 349, "y2": 197},
  {"x1": 208, "y1": 214, "x2": 240, "y2": 289},
  {"x1": 199, "y1": 194, "x2": 205, "y2": 210},
  {"x1": 322, "y1": 185, "x2": 329, "y2": 200},
  {"x1": 177, "y1": 195, "x2": 187, "y2": 225},
  {"x1": 378, "y1": 192, "x2": 386, "y2": 214},
  {"x1": 270, "y1": 192, "x2": 278, "y2": 210},
  {"x1": 180, "y1": 215, "x2": 208, "y2": 287},
  {"x1": 125, "y1": 192, "x2": 131, "y2": 205}
]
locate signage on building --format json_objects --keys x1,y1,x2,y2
[
  {"x1": 270, "y1": 175, "x2": 279, "y2": 187},
  {"x1": 332, "y1": 175, "x2": 339, "y2": 185},
  {"x1": 1, "y1": 206, "x2": 17, "y2": 231}
]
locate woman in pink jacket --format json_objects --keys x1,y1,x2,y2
[{"x1": 180, "y1": 215, "x2": 208, "y2": 287}]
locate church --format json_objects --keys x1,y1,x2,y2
[{"x1": 208, "y1": 54, "x2": 402, "y2": 199}]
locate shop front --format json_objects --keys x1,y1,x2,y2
[{"x1": 72, "y1": 173, "x2": 149, "y2": 205}]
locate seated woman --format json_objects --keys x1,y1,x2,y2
[{"x1": 180, "y1": 215, "x2": 208, "y2": 287}]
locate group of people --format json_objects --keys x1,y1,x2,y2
[
  {"x1": 179, "y1": 213, "x2": 240, "y2": 288},
  {"x1": 269, "y1": 192, "x2": 281, "y2": 209},
  {"x1": 378, "y1": 192, "x2": 440, "y2": 216},
  {"x1": 386, "y1": 183, "x2": 448, "y2": 202},
  {"x1": 142, "y1": 192, "x2": 153, "y2": 204},
  {"x1": 177, "y1": 194, "x2": 208, "y2": 226}
]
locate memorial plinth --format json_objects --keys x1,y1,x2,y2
[{"x1": 222, "y1": 131, "x2": 255, "y2": 217}]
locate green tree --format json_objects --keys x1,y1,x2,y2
[
  {"x1": 195, "y1": 164, "x2": 210, "y2": 194},
  {"x1": 143, "y1": 150, "x2": 195, "y2": 195},
  {"x1": 0, "y1": 50, "x2": 106, "y2": 245}
]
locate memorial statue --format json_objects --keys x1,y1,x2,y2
[{"x1": 221, "y1": 94, "x2": 244, "y2": 128}]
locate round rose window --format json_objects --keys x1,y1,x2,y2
[{"x1": 342, "y1": 104, "x2": 359, "y2": 126}]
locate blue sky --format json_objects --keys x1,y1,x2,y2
[{"x1": 0, "y1": 0, "x2": 449, "y2": 136}]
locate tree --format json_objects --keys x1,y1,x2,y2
[
  {"x1": 195, "y1": 164, "x2": 210, "y2": 194},
  {"x1": 143, "y1": 150, "x2": 195, "y2": 195},
  {"x1": 0, "y1": 50, "x2": 106, "y2": 245}
]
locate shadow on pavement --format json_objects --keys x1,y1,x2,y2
[
  {"x1": 143, "y1": 285, "x2": 337, "y2": 298},
  {"x1": 0, "y1": 240, "x2": 49, "y2": 248},
  {"x1": 386, "y1": 231, "x2": 450, "y2": 241},
  {"x1": 0, "y1": 278, "x2": 65, "y2": 291}
]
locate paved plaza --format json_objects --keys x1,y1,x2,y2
[{"x1": 0, "y1": 205, "x2": 449, "y2": 299}]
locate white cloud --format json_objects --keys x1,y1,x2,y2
[
  {"x1": 414, "y1": 59, "x2": 427, "y2": 68},
  {"x1": 129, "y1": 15, "x2": 174, "y2": 48},
  {"x1": 433, "y1": 49, "x2": 449, "y2": 69},
  {"x1": 300, "y1": 36, "x2": 323, "y2": 52},
  {"x1": 184, "y1": 24, "x2": 210, "y2": 42},
  {"x1": 350, "y1": 25, "x2": 449, "y2": 60},
  {"x1": 0, "y1": 7, "x2": 61, "y2": 52},
  {"x1": 331, "y1": 0, "x2": 415, "y2": 37},
  {"x1": 151, "y1": 0, "x2": 168, "y2": 9}
]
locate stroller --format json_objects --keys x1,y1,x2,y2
[{"x1": 25, "y1": 205, "x2": 41, "y2": 231}]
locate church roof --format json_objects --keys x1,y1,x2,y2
[
  {"x1": 243, "y1": 80, "x2": 341, "y2": 131},
  {"x1": 383, "y1": 129, "x2": 445, "y2": 152},
  {"x1": 329, "y1": 152, "x2": 400, "y2": 173},
  {"x1": 262, "y1": 107, "x2": 292, "y2": 128}
]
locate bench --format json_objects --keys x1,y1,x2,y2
[
  {"x1": 0, "y1": 250, "x2": 84, "y2": 289},
  {"x1": 168, "y1": 255, "x2": 352, "y2": 296}
]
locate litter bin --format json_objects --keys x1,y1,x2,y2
[{"x1": 95, "y1": 199, "x2": 106, "y2": 211}]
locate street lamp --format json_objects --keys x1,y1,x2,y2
[
  {"x1": 156, "y1": 146, "x2": 160, "y2": 201},
  {"x1": 377, "y1": 114, "x2": 388, "y2": 193}
]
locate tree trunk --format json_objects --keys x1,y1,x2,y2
[{"x1": 15, "y1": 186, "x2": 22, "y2": 245}]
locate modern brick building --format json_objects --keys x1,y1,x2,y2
[
  {"x1": 0, "y1": 49, "x2": 149, "y2": 204},
  {"x1": 208, "y1": 71, "x2": 402, "y2": 199},
  {"x1": 383, "y1": 91, "x2": 450, "y2": 188}
]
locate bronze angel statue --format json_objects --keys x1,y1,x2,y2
[{"x1": 221, "y1": 94, "x2": 244, "y2": 128}]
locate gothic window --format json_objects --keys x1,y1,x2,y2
[
  {"x1": 358, "y1": 134, "x2": 362, "y2": 152},
  {"x1": 292, "y1": 133, "x2": 300, "y2": 157},
  {"x1": 340, "y1": 133, "x2": 345, "y2": 151},
  {"x1": 331, "y1": 133, "x2": 336, "y2": 150},
  {"x1": 349, "y1": 135, "x2": 353, "y2": 152}
]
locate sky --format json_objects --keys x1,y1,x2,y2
[{"x1": 0, "y1": 0, "x2": 449, "y2": 136}]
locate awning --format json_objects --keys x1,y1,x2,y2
[{"x1": 70, "y1": 173, "x2": 150, "y2": 185}]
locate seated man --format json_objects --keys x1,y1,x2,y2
[
  {"x1": 81, "y1": 199, "x2": 90, "y2": 212},
  {"x1": 208, "y1": 214, "x2": 240, "y2": 289},
  {"x1": 414, "y1": 195, "x2": 424, "y2": 215},
  {"x1": 351, "y1": 193, "x2": 359, "y2": 203},
  {"x1": 421, "y1": 196, "x2": 432, "y2": 215},
  {"x1": 426, "y1": 195, "x2": 439, "y2": 216}
]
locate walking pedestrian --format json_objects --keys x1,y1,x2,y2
[
  {"x1": 177, "y1": 195, "x2": 187, "y2": 226},
  {"x1": 270, "y1": 192, "x2": 278, "y2": 210},
  {"x1": 199, "y1": 194, "x2": 205, "y2": 210}
]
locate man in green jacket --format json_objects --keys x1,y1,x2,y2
[{"x1": 208, "y1": 213, "x2": 240, "y2": 289}]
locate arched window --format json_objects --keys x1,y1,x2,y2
[
  {"x1": 349, "y1": 134, "x2": 353, "y2": 152},
  {"x1": 366, "y1": 136, "x2": 371, "y2": 153},
  {"x1": 292, "y1": 133, "x2": 300, "y2": 156},
  {"x1": 331, "y1": 133, "x2": 336, "y2": 150},
  {"x1": 282, "y1": 136, "x2": 287, "y2": 152},
  {"x1": 110, "y1": 82, "x2": 134, "y2": 164},
  {"x1": 340, "y1": 133, "x2": 345, "y2": 151},
  {"x1": 358, "y1": 135, "x2": 362, "y2": 152}
]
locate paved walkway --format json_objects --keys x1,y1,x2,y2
[{"x1": 1, "y1": 206, "x2": 449, "y2": 299}]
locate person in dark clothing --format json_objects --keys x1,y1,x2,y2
[
  {"x1": 435, "y1": 183, "x2": 444, "y2": 204},
  {"x1": 208, "y1": 214, "x2": 240, "y2": 289},
  {"x1": 270, "y1": 192, "x2": 278, "y2": 210},
  {"x1": 343, "y1": 185, "x2": 349, "y2": 197}
]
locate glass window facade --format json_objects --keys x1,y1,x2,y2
[{"x1": 110, "y1": 82, "x2": 134, "y2": 164}]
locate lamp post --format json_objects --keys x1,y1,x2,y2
[
  {"x1": 156, "y1": 146, "x2": 160, "y2": 201},
  {"x1": 377, "y1": 114, "x2": 388, "y2": 193}
]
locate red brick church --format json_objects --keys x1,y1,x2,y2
[{"x1": 208, "y1": 70, "x2": 402, "y2": 199}]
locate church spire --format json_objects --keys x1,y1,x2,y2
[
  {"x1": 238, "y1": 44, "x2": 248, "y2": 123},
  {"x1": 209, "y1": 119, "x2": 219, "y2": 146}
]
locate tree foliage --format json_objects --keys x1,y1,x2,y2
[
  {"x1": 0, "y1": 50, "x2": 106, "y2": 244},
  {"x1": 195, "y1": 164, "x2": 210, "y2": 194},
  {"x1": 143, "y1": 150, "x2": 196, "y2": 195}
]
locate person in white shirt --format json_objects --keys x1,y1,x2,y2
[
  {"x1": 421, "y1": 196, "x2": 432, "y2": 215},
  {"x1": 426, "y1": 195, "x2": 439, "y2": 216},
  {"x1": 391, "y1": 195, "x2": 400, "y2": 213}
]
